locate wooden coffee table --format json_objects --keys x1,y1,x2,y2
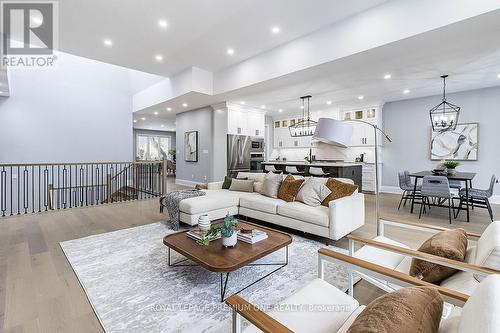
[{"x1": 163, "y1": 220, "x2": 292, "y2": 302}]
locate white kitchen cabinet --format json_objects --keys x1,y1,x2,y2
[
  {"x1": 228, "y1": 107, "x2": 265, "y2": 136},
  {"x1": 247, "y1": 112, "x2": 265, "y2": 137}
]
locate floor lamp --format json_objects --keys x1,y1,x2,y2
[{"x1": 313, "y1": 118, "x2": 392, "y2": 236}]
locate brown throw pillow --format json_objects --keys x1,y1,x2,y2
[
  {"x1": 277, "y1": 175, "x2": 305, "y2": 202},
  {"x1": 321, "y1": 178, "x2": 358, "y2": 206},
  {"x1": 409, "y1": 228, "x2": 468, "y2": 283},
  {"x1": 347, "y1": 286, "x2": 443, "y2": 333}
]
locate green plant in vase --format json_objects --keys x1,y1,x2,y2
[
  {"x1": 200, "y1": 215, "x2": 238, "y2": 247},
  {"x1": 443, "y1": 160, "x2": 460, "y2": 175}
]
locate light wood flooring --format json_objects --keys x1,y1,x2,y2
[{"x1": 0, "y1": 178, "x2": 497, "y2": 332}]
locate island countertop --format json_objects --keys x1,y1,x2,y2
[{"x1": 261, "y1": 161, "x2": 364, "y2": 167}]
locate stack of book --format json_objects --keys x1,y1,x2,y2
[
  {"x1": 186, "y1": 229, "x2": 220, "y2": 242},
  {"x1": 237, "y1": 229, "x2": 268, "y2": 244}
]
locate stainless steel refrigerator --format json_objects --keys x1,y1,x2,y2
[{"x1": 227, "y1": 134, "x2": 251, "y2": 177}]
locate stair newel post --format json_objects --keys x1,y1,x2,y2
[
  {"x1": 162, "y1": 160, "x2": 168, "y2": 195},
  {"x1": 106, "y1": 174, "x2": 112, "y2": 203}
]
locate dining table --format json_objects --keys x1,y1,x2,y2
[{"x1": 409, "y1": 171, "x2": 477, "y2": 222}]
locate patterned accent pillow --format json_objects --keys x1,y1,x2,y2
[
  {"x1": 322, "y1": 178, "x2": 358, "y2": 206},
  {"x1": 277, "y1": 175, "x2": 305, "y2": 202}
]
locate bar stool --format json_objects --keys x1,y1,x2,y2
[
  {"x1": 285, "y1": 166, "x2": 304, "y2": 175},
  {"x1": 264, "y1": 165, "x2": 280, "y2": 173},
  {"x1": 309, "y1": 167, "x2": 329, "y2": 177}
]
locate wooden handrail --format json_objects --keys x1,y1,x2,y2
[
  {"x1": 226, "y1": 295, "x2": 293, "y2": 333},
  {"x1": 318, "y1": 248, "x2": 470, "y2": 304},
  {"x1": 347, "y1": 234, "x2": 500, "y2": 276},
  {"x1": 379, "y1": 215, "x2": 482, "y2": 239}
]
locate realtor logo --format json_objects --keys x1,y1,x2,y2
[{"x1": 1, "y1": 1, "x2": 58, "y2": 67}]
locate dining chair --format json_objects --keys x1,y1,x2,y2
[
  {"x1": 419, "y1": 175, "x2": 457, "y2": 224},
  {"x1": 457, "y1": 174, "x2": 498, "y2": 221},
  {"x1": 397, "y1": 171, "x2": 421, "y2": 210},
  {"x1": 309, "y1": 166, "x2": 329, "y2": 177}
]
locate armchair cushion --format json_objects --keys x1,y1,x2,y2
[
  {"x1": 347, "y1": 286, "x2": 443, "y2": 333},
  {"x1": 410, "y1": 228, "x2": 468, "y2": 283},
  {"x1": 474, "y1": 221, "x2": 500, "y2": 282}
]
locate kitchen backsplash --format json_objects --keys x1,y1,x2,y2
[{"x1": 269, "y1": 143, "x2": 378, "y2": 163}]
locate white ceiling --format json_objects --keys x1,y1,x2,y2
[{"x1": 59, "y1": 0, "x2": 386, "y2": 77}]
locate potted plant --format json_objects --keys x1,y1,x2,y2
[
  {"x1": 168, "y1": 148, "x2": 176, "y2": 162},
  {"x1": 201, "y1": 215, "x2": 238, "y2": 247},
  {"x1": 443, "y1": 160, "x2": 460, "y2": 175}
]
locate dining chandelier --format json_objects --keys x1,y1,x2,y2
[
  {"x1": 289, "y1": 95, "x2": 317, "y2": 137},
  {"x1": 429, "y1": 75, "x2": 460, "y2": 132}
]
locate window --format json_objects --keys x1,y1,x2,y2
[{"x1": 136, "y1": 134, "x2": 171, "y2": 160}]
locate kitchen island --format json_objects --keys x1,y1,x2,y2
[{"x1": 261, "y1": 161, "x2": 363, "y2": 192}]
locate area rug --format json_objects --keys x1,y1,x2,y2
[{"x1": 61, "y1": 222, "x2": 355, "y2": 333}]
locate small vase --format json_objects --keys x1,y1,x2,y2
[
  {"x1": 447, "y1": 168, "x2": 457, "y2": 176},
  {"x1": 222, "y1": 233, "x2": 238, "y2": 247},
  {"x1": 198, "y1": 214, "x2": 211, "y2": 232}
]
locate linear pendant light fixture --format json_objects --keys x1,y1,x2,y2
[
  {"x1": 289, "y1": 95, "x2": 317, "y2": 137},
  {"x1": 429, "y1": 75, "x2": 460, "y2": 132}
]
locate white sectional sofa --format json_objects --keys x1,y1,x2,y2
[{"x1": 178, "y1": 172, "x2": 365, "y2": 241}]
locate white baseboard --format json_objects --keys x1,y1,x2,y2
[
  {"x1": 175, "y1": 179, "x2": 198, "y2": 187},
  {"x1": 380, "y1": 186, "x2": 403, "y2": 194}
]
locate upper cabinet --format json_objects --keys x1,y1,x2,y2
[
  {"x1": 227, "y1": 105, "x2": 265, "y2": 137},
  {"x1": 341, "y1": 107, "x2": 382, "y2": 146}
]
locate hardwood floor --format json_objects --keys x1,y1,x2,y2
[{"x1": 0, "y1": 181, "x2": 497, "y2": 332}]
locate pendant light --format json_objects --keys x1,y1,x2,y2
[
  {"x1": 289, "y1": 95, "x2": 317, "y2": 137},
  {"x1": 429, "y1": 75, "x2": 460, "y2": 132}
]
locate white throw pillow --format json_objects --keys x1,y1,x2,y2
[
  {"x1": 296, "y1": 177, "x2": 332, "y2": 207},
  {"x1": 261, "y1": 172, "x2": 283, "y2": 198},
  {"x1": 474, "y1": 221, "x2": 500, "y2": 282}
]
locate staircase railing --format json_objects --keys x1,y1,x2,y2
[{"x1": 0, "y1": 161, "x2": 168, "y2": 217}]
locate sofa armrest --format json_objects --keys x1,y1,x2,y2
[
  {"x1": 328, "y1": 192, "x2": 365, "y2": 240},
  {"x1": 226, "y1": 295, "x2": 293, "y2": 333},
  {"x1": 207, "y1": 181, "x2": 223, "y2": 190}
]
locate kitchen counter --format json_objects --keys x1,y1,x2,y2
[{"x1": 262, "y1": 161, "x2": 364, "y2": 167}]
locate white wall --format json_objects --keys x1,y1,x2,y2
[
  {"x1": 0, "y1": 51, "x2": 160, "y2": 163},
  {"x1": 382, "y1": 86, "x2": 500, "y2": 196}
]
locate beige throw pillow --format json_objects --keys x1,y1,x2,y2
[
  {"x1": 228, "y1": 179, "x2": 254, "y2": 192},
  {"x1": 261, "y1": 172, "x2": 283, "y2": 198},
  {"x1": 296, "y1": 177, "x2": 332, "y2": 207}
]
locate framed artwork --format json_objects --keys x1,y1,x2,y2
[
  {"x1": 184, "y1": 131, "x2": 198, "y2": 162},
  {"x1": 430, "y1": 123, "x2": 478, "y2": 161}
]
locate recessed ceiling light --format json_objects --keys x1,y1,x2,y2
[
  {"x1": 155, "y1": 54, "x2": 163, "y2": 61},
  {"x1": 166, "y1": 107, "x2": 172, "y2": 111},
  {"x1": 240, "y1": 101, "x2": 245, "y2": 105},
  {"x1": 278, "y1": 109, "x2": 283, "y2": 113},
  {"x1": 383, "y1": 74, "x2": 392, "y2": 79},
  {"x1": 133, "y1": 119, "x2": 137, "y2": 123},
  {"x1": 31, "y1": 17, "x2": 43, "y2": 25},
  {"x1": 182, "y1": 103, "x2": 188, "y2": 107},
  {"x1": 0, "y1": 91, "x2": 4, "y2": 94},
  {"x1": 260, "y1": 105, "x2": 266, "y2": 109},
  {"x1": 154, "y1": 111, "x2": 159, "y2": 115},
  {"x1": 358, "y1": 95, "x2": 364, "y2": 100},
  {"x1": 326, "y1": 100, "x2": 332, "y2": 105},
  {"x1": 161, "y1": 124, "x2": 165, "y2": 127},
  {"x1": 227, "y1": 48, "x2": 235, "y2": 55},
  {"x1": 497, "y1": 73, "x2": 500, "y2": 78},
  {"x1": 141, "y1": 117, "x2": 146, "y2": 121},
  {"x1": 158, "y1": 19, "x2": 168, "y2": 29},
  {"x1": 403, "y1": 89, "x2": 410, "y2": 94},
  {"x1": 271, "y1": 26, "x2": 280, "y2": 34},
  {"x1": 103, "y1": 39, "x2": 113, "y2": 46}
]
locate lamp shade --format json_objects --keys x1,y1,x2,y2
[{"x1": 312, "y1": 118, "x2": 353, "y2": 148}]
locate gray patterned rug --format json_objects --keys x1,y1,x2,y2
[{"x1": 61, "y1": 222, "x2": 354, "y2": 333}]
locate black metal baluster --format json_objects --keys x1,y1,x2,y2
[
  {"x1": 31, "y1": 165, "x2": 34, "y2": 213},
  {"x1": 51, "y1": 165, "x2": 54, "y2": 210},
  {"x1": 43, "y1": 166, "x2": 48, "y2": 211},
  {"x1": 38, "y1": 166, "x2": 41, "y2": 212},
  {"x1": 17, "y1": 166, "x2": 20, "y2": 215},
  {"x1": 79, "y1": 165, "x2": 84, "y2": 207},
  {"x1": 1, "y1": 166, "x2": 6, "y2": 217},
  {"x1": 62, "y1": 165, "x2": 67, "y2": 209},
  {"x1": 23, "y1": 166, "x2": 28, "y2": 214},
  {"x1": 10, "y1": 166, "x2": 13, "y2": 215}
]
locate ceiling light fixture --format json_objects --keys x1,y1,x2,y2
[
  {"x1": 497, "y1": 73, "x2": 500, "y2": 78},
  {"x1": 227, "y1": 48, "x2": 235, "y2": 55},
  {"x1": 271, "y1": 26, "x2": 280, "y2": 34},
  {"x1": 240, "y1": 101, "x2": 245, "y2": 105},
  {"x1": 358, "y1": 95, "x2": 364, "y2": 100},
  {"x1": 158, "y1": 19, "x2": 168, "y2": 29},
  {"x1": 260, "y1": 105, "x2": 266, "y2": 109},
  {"x1": 161, "y1": 124, "x2": 165, "y2": 127},
  {"x1": 278, "y1": 109, "x2": 283, "y2": 113},
  {"x1": 133, "y1": 119, "x2": 137, "y2": 123},
  {"x1": 403, "y1": 89, "x2": 410, "y2": 94},
  {"x1": 141, "y1": 117, "x2": 146, "y2": 121},
  {"x1": 384, "y1": 74, "x2": 392, "y2": 79},
  {"x1": 103, "y1": 39, "x2": 113, "y2": 46},
  {"x1": 289, "y1": 95, "x2": 317, "y2": 137},
  {"x1": 155, "y1": 54, "x2": 163, "y2": 61},
  {"x1": 326, "y1": 101, "x2": 332, "y2": 105},
  {"x1": 154, "y1": 111, "x2": 159, "y2": 115},
  {"x1": 182, "y1": 103, "x2": 188, "y2": 107},
  {"x1": 166, "y1": 107, "x2": 172, "y2": 111},
  {"x1": 429, "y1": 74, "x2": 460, "y2": 132}
]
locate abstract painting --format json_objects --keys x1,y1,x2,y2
[
  {"x1": 430, "y1": 123, "x2": 478, "y2": 161},
  {"x1": 184, "y1": 131, "x2": 198, "y2": 162}
]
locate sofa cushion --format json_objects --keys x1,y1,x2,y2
[
  {"x1": 239, "y1": 194, "x2": 285, "y2": 214},
  {"x1": 296, "y1": 177, "x2": 331, "y2": 207},
  {"x1": 229, "y1": 179, "x2": 254, "y2": 192},
  {"x1": 439, "y1": 271, "x2": 479, "y2": 296},
  {"x1": 474, "y1": 221, "x2": 500, "y2": 282},
  {"x1": 243, "y1": 278, "x2": 359, "y2": 333},
  {"x1": 347, "y1": 286, "x2": 443, "y2": 333},
  {"x1": 277, "y1": 175, "x2": 305, "y2": 202},
  {"x1": 179, "y1": 189, "x2": 254, "y2": 214},
  {"x1": 410, "y1": 228, "x2": 468, "y2": 283},
  {"x1": 237, "y1": 172, "x2": 266, "y2": 192},
  {"x1": 322, "y1": 178, "x2": 358, "y2": 206},
  {"x1": 261, "y1": 172, "x2": 283, "y2": 198},
  {"x1": 458, "y1": 275, "x2": 500, "y2": 333},
  {"x1": 277, "y1": 201, "x2": 329, "y2": 227},
  {"x1": 222, "y1": 176, "x2": 248, "y2": 189}
]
